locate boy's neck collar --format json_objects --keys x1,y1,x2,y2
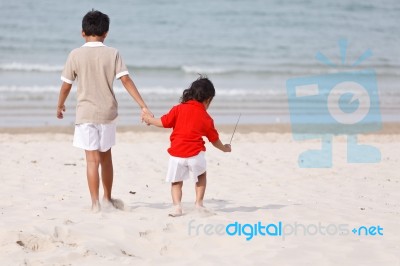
[{"x1": 82, "y1": 42, "x2": 106, "y2": 47}]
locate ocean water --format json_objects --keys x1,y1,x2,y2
[{"x1": 0, "y1": 0, "x2": 399, "y2": 127}]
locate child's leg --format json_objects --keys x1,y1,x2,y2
[
  {"x1": 170, "y1": 181, "x2": 183, "y2": 216},
  {"x1": 99, "y1": 149, "x2": 123, "y2": 210},
  {"x1": 195, "y1": 172, "x2": 207, "y2": 207},
  {"x1": 171, "y1": 181, "x2": 183, "y2": 205},
  {"x1": 85, "y1": 150, "x2": 101, "y2": 211},
  {"x1": 99, "y1": 149, "x2": 113, "y2": 201}
]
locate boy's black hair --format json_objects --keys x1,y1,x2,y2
[
  {"x1": 180, "y1": 75, "x2": 215, "y2": 103},
  {"x1": 82, "y1": 9, "x2": 110, "y2": 36}
]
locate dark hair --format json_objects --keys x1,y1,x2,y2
[
  {"x1": 180, "y1": 76, "x2": 215, "y2": 103},
  {"x1": 82, "y1": 9, "x2": 110, "y2": 36}
]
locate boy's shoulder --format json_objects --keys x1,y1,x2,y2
[{"x1": 69, "y1": 44, "x2": 119, "y2": 56}]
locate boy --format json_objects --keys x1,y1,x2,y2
[{"x1": 56, "y1": 10, "x2": 152, "y2": 212}]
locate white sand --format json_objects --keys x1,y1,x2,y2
[{"x1": 0, "y1": 131, "x2": 399, "y2": 265}]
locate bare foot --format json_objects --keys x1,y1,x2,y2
[
  {"x1": 195, "y1": 201, "x2": 204, "y2": 208},
  {"x1": 195, "y1": 204, "x2": 215, "y2": 216},
  {"x1": 103, "y1": 198, "x2": 125, "y2": 210},
  {"x1": 91, "y1": 200, "x2": 101, "y2": 213},
  {"x1": 168, "y1": 204, "x2": 183, "y2": 217}
]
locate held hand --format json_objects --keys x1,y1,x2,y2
[
  {"x1": 142, "y1": 112, "x2": 155, "y2": 126},
  {"x1": 224, "y1": 144, "x2": 232, "y2": 152},
  {"x1": 141, "y1": 107, "x2": 154, "y2": 125},
  {"x1": 57, "y1": 105, "x2": 65, "y2": 119},
  {"x1": 141, "y1": 107, "x2": 154, "y2": 117}
]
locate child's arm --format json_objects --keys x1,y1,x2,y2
[
  {"x1": 212, "y1": 139, "x2": 232, "y2": 152},
  {"x1": 142, "y1": 113, "x2": 164, "y2": 127},
  {"x1": 120, "y1": 75, "x2": 153, "y2": 117},
  {"x1": 56, "y1": 82, "x2": 72, "y2": 119}
]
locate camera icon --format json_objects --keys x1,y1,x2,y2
[{"x1": 287, "y1": 44, "x2": 382, "y2": 168}]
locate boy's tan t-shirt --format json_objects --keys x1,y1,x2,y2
[{"x1": 61, "y1": 42, "x2": 129, "y2": 124}]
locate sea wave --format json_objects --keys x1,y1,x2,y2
[
  {"x1": 0, "y1": 62, "x2": 237, "y2": 74},
  {"x1": 0, "y1": 85, "x2": 285, "y2": 96},
  {"x1": 1, "y1": 85, "x2": 400, "y2": 97},
  {"x1": 0, "y1": 62, "x2": 63, "y2": 72},
  {"x1": 181, "y1": 65, "x2": 231, "y2": 74},
  {"x1": 1, "y1": 61, "x2": 399, "y2": 77}
]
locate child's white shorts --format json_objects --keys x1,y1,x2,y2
[
  {"x1": 166, "y1": 151, "x2": 206, "y2": 183},
  {"x1": 73, "y1": 123, "x2": 116, "y2": 152}
]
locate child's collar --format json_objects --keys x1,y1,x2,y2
[
  {"x1": 186, "y1": 100, "x2": 206, "y2": 110},
  {"x1": 82, "y1": 42, "x2": 106, "y2": 47}
]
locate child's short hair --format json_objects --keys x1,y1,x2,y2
[
  {"x1": 180, "y1": 76, "x2": 215, "y2": 103},
  {"x1": 82, "y1": 9, "x2": 110, "y2": 36}
]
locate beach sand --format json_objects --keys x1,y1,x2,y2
[{"x1": 0, "y1": 124, "x2": 399, "y2": 265}]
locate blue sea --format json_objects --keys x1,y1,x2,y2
[{"x1": 0, "y1": 0, "x2": 399, "y2": 127}]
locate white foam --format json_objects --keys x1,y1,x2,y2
[
  {"x1": 0, "y1": 85, "x2": 283, "y2": 97},
  {"x1": 0, "y1": 62, "x2": 63, "y2": 72},
  {"x1": 181, "y1": 65, "x2": 232, "y2": 74}
]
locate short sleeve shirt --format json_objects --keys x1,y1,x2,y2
[
  {"x1": 161, "y1": 100, "x2": 219, "y2": 157},
  {"x1": 61, "y1": 42, "x2": 129, "y2": 124}
]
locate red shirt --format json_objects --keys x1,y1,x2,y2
[{"x1": 161, "y1": 100, "x2": 219, "y2": 157}]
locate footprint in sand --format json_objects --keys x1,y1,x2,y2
[
  {"x1": 52, "y1": 226, "x2": 70, "y2": 241},
  {"x1": 52, "y1": 225, "x2": 80, "y2": 248},
  {"x1": 63, "y1": 219, "x2": 74, "y2": 225},
  {"x1": 17, "y1": 233, "x2": 54, "y2": 252},
  {"x1": 138, "y1": 230, "x2": 153, "y2": 240},
  {"x1": 160, "y1": 245, "x2": 169, "y2": 255},
  {"x1": 162, "y1": 223, "x2": 174, "y2": 232}
]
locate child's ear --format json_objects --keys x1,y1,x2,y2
[
  {"x1": 204, "y1": 98, "x2": 212, "y2": 108},
  {"x1": 103, "y1": 32, "x2": 108, "y2": 39},
  {"x1": 81, "y1": 31, "x2": 86, "y2": 38}
]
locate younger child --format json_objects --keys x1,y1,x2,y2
[
  {"x1": 56, "y1": 10, "x2": 152, "y2": 212},
  {"x1": 142, "y1": 76, "x2": 231, "y2": 216}
]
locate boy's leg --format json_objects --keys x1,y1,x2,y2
[
  {"x1": 85, "y1": 150, "x2": 101, "y2": 211},
  {"x1": 99, "y1": 149, "x2": 124, "y2": 210},
  {"x1": 195, "y1": 172, "x2": 207, "y2": 207},
  {"x1": 99, "y1": 149, "x2": 113, "y2": 201},
  {"x1": 170, "y1": 181, "x2": 183, "y2": 217}
]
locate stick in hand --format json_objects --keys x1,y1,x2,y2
[{"x1": 229, "y1": 113, "x2": 241, "y2": 145}]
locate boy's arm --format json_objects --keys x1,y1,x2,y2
[
  {"x1": 57, "y1": 82, "x2": 72, "y2": 119},
  {"x1": 142, "y1": 114, "x2": 164, "y2": 128},
  {"x1": 211, "y1": 139, "x2": 232, "y2": 152},
  {"x1": 120, "y1": 75, "x2": 153, "y2": 117}
]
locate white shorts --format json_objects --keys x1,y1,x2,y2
[
  {"x1": 73, "y1": 123, "x2": 116, "y2": 152},
  {"x1": 166, "y1": 151, "x2": 206, "y2": 183}
]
